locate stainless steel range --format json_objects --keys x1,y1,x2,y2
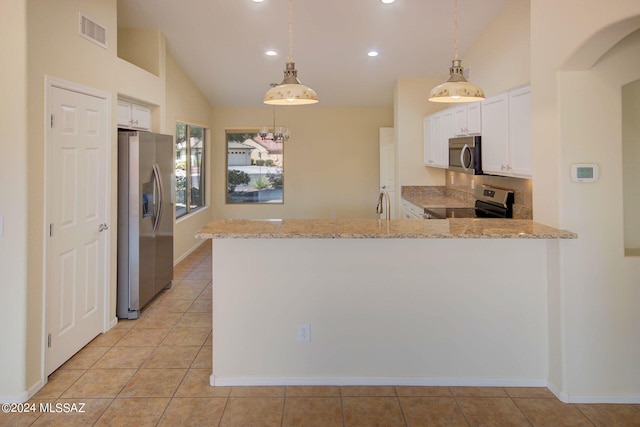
[{"x1": 424, "y1": 185, "x2": 514, "y2": 219}]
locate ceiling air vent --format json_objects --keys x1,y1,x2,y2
[{"x1": 79, "y1": 13, "x2": 108, "y2": 49}]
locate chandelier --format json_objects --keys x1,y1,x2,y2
[{"x1": 259, "y1": 103, "x2": 290, "y2": 143}]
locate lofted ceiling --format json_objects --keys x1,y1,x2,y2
[{"x1": 117, "y1": 0, "x2": 509, "y2": 108}]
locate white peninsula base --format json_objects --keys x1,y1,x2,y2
[{"x1": 207, "y1": 237, "x2": 551, "y2": 388}]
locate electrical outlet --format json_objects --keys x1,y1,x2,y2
[
  {"x1": 451, "y1": 175, "x2": 455, "y2": 185},
  {"x1": 330, "y1": 212, "x2": 336, "y2": 220},
  {"x1": 297, "y1": 323, "x2": 310, "y2": 342},
  {"x1": 471, "y1": 179, "x2": 475, "y2": 190}
]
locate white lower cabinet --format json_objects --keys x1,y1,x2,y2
[
  {"x1": 481, "y1": 85, "x2": 532, "y2": 178},
  {"x1": 402, "y1": 199, "x2": 424, "y2": 219}
]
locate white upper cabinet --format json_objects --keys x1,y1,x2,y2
[
  {"x1": 480, "y1": 93, "x2": 509, "y2": 175},
  {"x1": 507, "y1": 85, "x2": 532, "y2": 177},
  {"x1": 117, "y1": 98, "x2": 151, "y2": 130},
  {"x1": 480, "y1": 85, "x2": 532, "y2": 178},
  {"x1": 452, "y1": 103, "x2": 482, "y2": 136},
  {"x1": 423, "y1": 110, "x2": 451, "y2": 168}
]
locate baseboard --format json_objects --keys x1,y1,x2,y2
[
  {"x1": 108, "y1": 317, "x2": 118, "y2": 330},
  {"x1": 209, "y1": 375, "x2": 548, "y2": 388},
  {"x1": 547, "y1": 381, "x2": 640, "y2": 404},
  {"x1": 0, "y1": 383, "x2": 37, "y2": 404},
  {"x1": 174, "y1": 239, "x2": 208, "y2": 266}
]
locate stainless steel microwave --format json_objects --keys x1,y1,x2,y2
[{"x1": 448, "y1": 136, "x2": 483, "y2": 175}]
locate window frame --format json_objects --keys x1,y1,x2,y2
[{"x1": 175, "y1": 122, "x2": 206, "y2": 218}]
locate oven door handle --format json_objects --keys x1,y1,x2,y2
[{"x1": 460, "y1": 144, "x2": 470, "y2": 171}]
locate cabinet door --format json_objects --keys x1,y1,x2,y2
[
  {"x1": 424, "y1": 113, "x2": 447, "y2": 168},
  {"x1": 131, "y1": 103, "x2": 151, "y2": 130},
  {"x1": 453, "y1": 106, "x2": 467, "y2": 136},
  {"x1": 481, "y1": 93, "x2": 509, "y2": 175},
  {"x1": 441, "y1": 109, "x2": 455, "y2": 167},
  {"x1": 431, "y1": 113, "x2": 445, "y2": 167},
  {"x1": 508, "y1": 86, "x2": 532, "y2": 177},
  {"x1": 423, "y1": 116, "x2": 434, "y2": 166},
  {"x1": 117, "y1": 99, "x2": 132, "y2": 127},
  {"x1": 466, "y1": 103, "x2": 482, "y2": 135}
]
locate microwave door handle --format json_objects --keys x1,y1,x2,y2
[{"x1": 460, "y1": 144, "x2": 469, "y2": 171}]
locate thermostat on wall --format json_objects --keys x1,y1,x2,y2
[{"x1": 571, "y1": 163, "x2": 599, "y2": 182}]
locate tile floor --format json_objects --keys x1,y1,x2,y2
[{"x1": 3, "y1": 240, "x2": 640, "y2": 426}]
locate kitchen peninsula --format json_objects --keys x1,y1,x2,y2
[{"x1": 197, "y1": 219, "x2": 575, "y2": 388}]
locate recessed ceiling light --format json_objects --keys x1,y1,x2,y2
[
  {"x1": 265, "y1": 50, "x2": 277, "y2": 56},
  {"x1": 381, "y1": 0, "x2": 395, "y2": 4},
  {"x1": 368, "y1": 50, "x2": 379, "y2": 57}
]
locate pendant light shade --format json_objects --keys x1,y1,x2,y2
[
  {"x1": 264, "y1": 0, "x2": 318, "y2": 105},
  {"x1": 428, "y1": 0, "x2": 485, "y2": 103},
  {"x1": 264, "y1": 62, "x2": 318, "y2": 105},
  {"x1": 428, "y1": 59, "x2": 485, "y2": 103}
]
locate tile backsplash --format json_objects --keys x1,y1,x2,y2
[{"x1": 445, "y1": 170, "x2": 533, "y2": 219}]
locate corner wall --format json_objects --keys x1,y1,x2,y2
[
  {"x1": 0, "y1": 0, "x2": 28, "y2": 401},
  {"x1": 165, "y1": 53, "x2": 214, "y2": 258},
  {"x1": 531, "y1": 0, "x2": 640, "y2": 401}
]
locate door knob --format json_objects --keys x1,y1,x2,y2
[{"x1": 98, "y1": 223, "x2": 109, "y2": 232}]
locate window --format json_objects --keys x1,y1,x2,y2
[
  {"x1": 226, "y1": 130, "x2": 284, "y2": 204},
  {"x1": 176, "y1": 122, "x2": 206, "y2": 217}
]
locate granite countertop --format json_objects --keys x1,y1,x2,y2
[
  {"x1": 196, "y1": 219, "x2": 577, "y2": 240},
  {"x1": 402, "y1": 186, "x2": 475, "y2": 209}
]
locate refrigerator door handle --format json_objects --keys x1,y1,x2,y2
[{"x1": 152, "y1": 164, "x2": 163, "y2": 232}]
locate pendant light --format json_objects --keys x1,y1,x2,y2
[
  {"x1": 264, "y1": 0, "x2": 318, "y2": 105},
  {"x1": 428, "y1": 0, "x2": 485, "y2": 103}
]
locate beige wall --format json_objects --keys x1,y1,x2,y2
[
  {"x1": 25, "y1": 0, "x2": 122, "y2": 395},
  {"x1": 394, "y1": 78, "x2": 447, "y2": 189},
  {"x1": 0, "y1": 0, "x2": 28, "y2": 400},
  {"x1": 622, "y1": 77, "x2": 640, "y2": 250},
  {"x1": 212, "y1": 106, "x2": 393, "y2": 219},
  {"x1": 529, "y1": 0, "x2": 640, "y2": 400},
  {"x1": 0, "y1": 0, "x2": 214, "y2": 400},
  {"x1": 463, "y1": 0, "x2": 531, "y2": 97},
  {"x1": 165, "y1": 53, "x2": 214, "y2": 260}
]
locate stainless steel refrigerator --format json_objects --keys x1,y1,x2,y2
[{"x1": 117, "y1": 130, "x2": 174, "y2": 319}]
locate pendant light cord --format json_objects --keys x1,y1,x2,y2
[
  {"x1": 288, "y1": 0, "x2": 294, "y2": 62},
  {"x1": 453, "y1": 0, "x2": 459, "y2": 60}
]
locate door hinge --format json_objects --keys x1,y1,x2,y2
[
  {"x1": 47, "y1": 334, "x2": 51, "y2": 348},
  {"x1": 49, "y1": 223, "x2": 53, "y2": 237},
  {"x1": 50, "y1": 114, "x2": 54, "y2": 128}
]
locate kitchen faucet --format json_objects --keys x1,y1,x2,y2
[{"x1": 376, "y1": 186, "x2": 391, "y2": 220}]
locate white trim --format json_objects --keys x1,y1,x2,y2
[
  {"x1": 209, "y1": 375, "x2": 548, "y2": 388},
  {"x1": 547, "y1": 382, "x2": 640, "y2": 404},
  {"x1": 176, "y1": 205, "x2": 210, "y2": 224},
  {"x1": 0, "y1": 390, "x2": 30, "y2": 405},
  {"x1": 42, "y1": 75, "x2": 112, "y2": 384},
  {"x1": 108, "y1": 317, "x2": 118, "y2": 330}
]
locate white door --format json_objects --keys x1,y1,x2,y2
[
  {"x1": 45, "y1": 82, "x2": 109, "y2": 375},
  {"x1": 379, "y1": 127, "x2": 396, "y2": 219}
]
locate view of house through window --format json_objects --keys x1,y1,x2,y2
[
  {"x1": 226, "y1": 130, "x2": 283, "y2": 204},
  {"x1": 176, "y1": 122, "x2": 205, "y2": 217}
]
